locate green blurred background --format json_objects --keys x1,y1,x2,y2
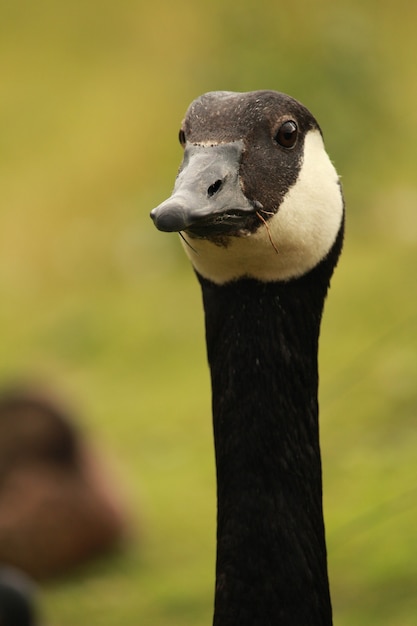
[{"x1": 1, "y1": 0, "x2": 416, "y2": 624}]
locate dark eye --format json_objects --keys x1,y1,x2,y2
[
  {"x1": 274, "y1": 120, "x2": 298, "y2": 148},
  {"x1": 178, "y1": 129, "x2": 186, "y2": 146}
]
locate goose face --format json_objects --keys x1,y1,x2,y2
[{"x1": 151, "y1": 90, "x2": 344, "y2": 284}]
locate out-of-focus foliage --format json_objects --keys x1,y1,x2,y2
[{"x1": 0, "y1": 1, "x2": 416, "y2": 624}]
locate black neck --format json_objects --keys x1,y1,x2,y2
[{"x1": 198, "y1": 232, "x2": 342, "y2": 626}]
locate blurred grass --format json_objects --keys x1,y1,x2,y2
[{"x1": 0, "y1": 0, "x2": 416, "y2": 624}]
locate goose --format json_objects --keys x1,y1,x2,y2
[
  {"x1": 0, "y1": 388, "x2": 129, "y2": 579},
  {"x1": 150, "y1": 90, "x2": 344, "y2": 626}
]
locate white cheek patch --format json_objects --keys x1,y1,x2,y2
[{"x1": 180, "y1": 130, "x2": 344, "y2": 284}]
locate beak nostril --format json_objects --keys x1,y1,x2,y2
[{"x1": 207, "y1": 179, "x2": 223, "y2": 198}]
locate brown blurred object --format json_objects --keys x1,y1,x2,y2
[{"x1": 0, "y1": 387, "x2": 130, "y2": 579}]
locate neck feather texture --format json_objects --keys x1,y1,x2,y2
[{"x1": 197, "y1": 230, "x2": 343, "y2": 626}]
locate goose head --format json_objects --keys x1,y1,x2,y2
[{"x1": 151, "y1": 90, "x2": 344, "y2": 284}]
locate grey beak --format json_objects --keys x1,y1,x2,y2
[{"x1": 150, "y1": 141, "x2": 254, "y2": 232}]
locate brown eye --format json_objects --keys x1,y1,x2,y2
[
  {"x1": 274, "y1": 120, "x2": 298, "y2": 148},
  {"x1": 178, "y1": 129, "x2": 186, "y2": 146}
]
